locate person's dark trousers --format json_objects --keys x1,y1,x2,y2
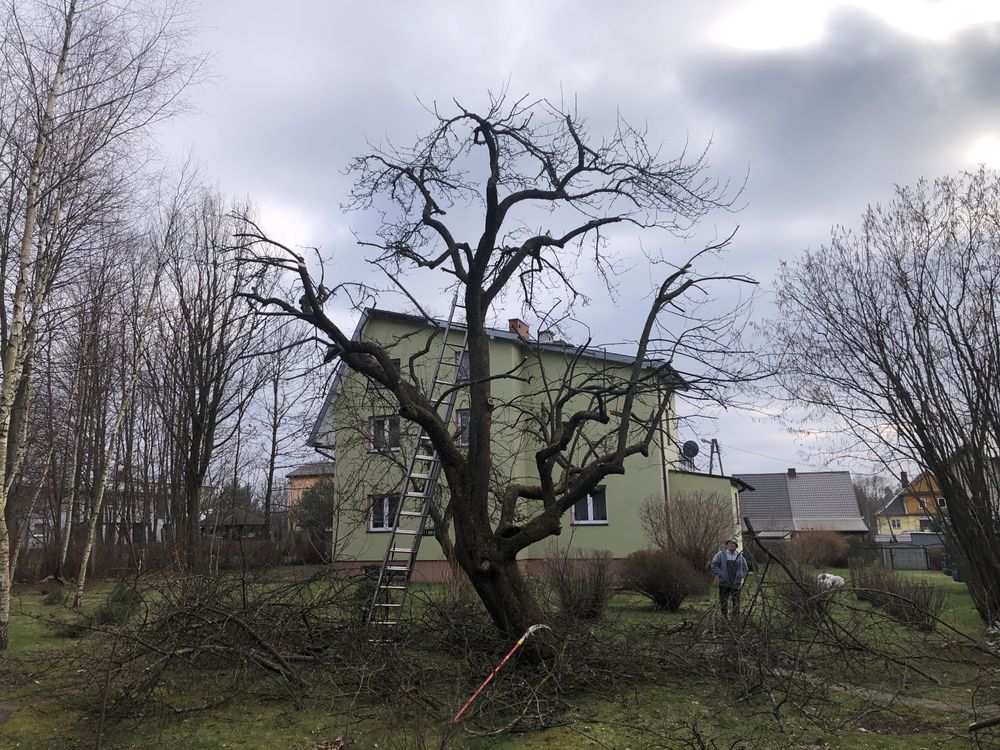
[{"x1": 719, "y1": 584, "x2": 741, "y2": 619}]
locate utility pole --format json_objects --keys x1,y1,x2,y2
[{"x1": 701, "y1": 438, "x2": 724, "y2": 475}]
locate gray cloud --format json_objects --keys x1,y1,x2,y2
[{"x1": 161, "y1": 2, "x2": 1000, "y2": 474}]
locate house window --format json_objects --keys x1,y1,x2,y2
[
  {"x1": 456, "y1": 409, "x2": 470, "y2": 447},
  {"x1": 370, "y1": 494, "x2": 400, "y2": 531},
  {"x1": 890, "y1": 519, "x2": 902, "y2": 529},
  {"x1": 370, "y1": 416, "x2": 400, "y2": 451},
  {"x1": 936, "y1": 497, "x2": 947, "y2": 509},
  {"x1": 456, "y1": 351, "x2": 470, "y2": 382},
  {"x1": 571, "y1": 487, "x2": 608, "y2": 525}
]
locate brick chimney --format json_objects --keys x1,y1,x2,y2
[
  {"x1": 508, "y1": 318, "x2": 530, "y2": 340},
  {"x1": 900, "y1": 470, "x2": 908, "y2": 487},
  {"x1": 787, "y1": 467, "x2": 797, "y2": 479}
]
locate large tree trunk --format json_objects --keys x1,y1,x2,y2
[
  {"x1": 184, "y1": 478, "x2": 202, "y2": 570},
  {"x1": 935, "y1": 470, "x2": 1000, "y2": 624},
  {"x1": 457, "y1": 541, "x2": 544, "y2": 639}
]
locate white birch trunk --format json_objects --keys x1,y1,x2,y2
[{"x1": 0, "y1": 1, "x2": 76, "y2": 649}]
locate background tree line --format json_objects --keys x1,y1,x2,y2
[{"x1": 0, "y1": 0, "x2": 320, "y2": 649}]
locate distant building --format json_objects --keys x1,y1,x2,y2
[
  {"x1": 733, "y1": 468, "x2": 868, "y2": 539},
  {"x1": 200, "y1": 509, "x2": 267, "y2": 539},
  {"x1": 287, "y1": 461, "x2": 336, "y2": 507},
  {"x1": 875, "y1": 471, "x2": 947, "y2": 540}
]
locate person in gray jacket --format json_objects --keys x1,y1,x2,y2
[{"x1": 710, "y1": 538, "x2": 749, "y2": 620}]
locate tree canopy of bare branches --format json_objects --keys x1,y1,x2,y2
[
  {"x1": 773, "y1": 168, "x2": 1000, "y2": 624},
  {"x1": 239, "y1": 94, "x2": 758, "y2": 637}
]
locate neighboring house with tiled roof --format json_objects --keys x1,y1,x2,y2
[
  {"x1": 875, "y1": 471, "x2": 947, "y2": 539},
  {"x1": 732, "y1": 468, "x2": 868, "y2": 538}
]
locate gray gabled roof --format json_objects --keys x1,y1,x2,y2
[
  {"x1": 734, "y1": 472, "x2": 795, "y2": 533},
  {"x1": 877, "y1": 494, "x2": 906, "y2": 517},
  {"x1": 733, "y1": 470, "x2": 868, "y2": 534}
]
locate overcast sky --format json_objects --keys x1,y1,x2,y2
[{"x1": 165, "y1": 0, "x2": 1000, "y2": 477}]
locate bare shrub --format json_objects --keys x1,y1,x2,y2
[
  {"x1": 849, "y1": 561, "x2": 946, "y2": 630},
  {"x1": 786, "y1": 531, "x2": 850, "y2": 568},
  {"x1": 540, "y1": 549, "x2": 615, "y2": 620},
  {"x1": 927, "y1": 546, "x2": 943, "y2": 571},
  {"x1": 641, "y1": 491, "x2": 735, "y2": 571},
  {"x1": 620, "y1": 549, "x2": 709, "y2": 611},
  {"x1": 773, "y1": 564, "x2": 835, "y2": 625}
]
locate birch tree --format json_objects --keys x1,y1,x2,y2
[{"x1": 0, "y1": 0, "x2": 200, "y2": 648}]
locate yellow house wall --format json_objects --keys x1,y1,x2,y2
[
  {"x1": 329, "y1": 315, "x2": 677, "y2": 564},
  {"x1": 876, "y1": 514, "x2": 922, "y2": 535}
]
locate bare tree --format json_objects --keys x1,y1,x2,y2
[
  {"x1": 73, "y1": 250, "x2": 163, "y2": 606},
  {"x1": 255, "y1": 324, "x2": 313, "y2": 537},
  {"x1": 641, "y1": 490, "x2": 735, "y2": 571},
  {"x1": 854, "y1": 474, "x2": 893, "y2": 538},
  {"x1": 0, "y1": 0, "x2": 200, "y2": 647},
  {"x1": 239, "y1": 95, "x2": 757, "y2": 637},
  {"x1": 774, "y1": 168, "x2": 1000, "y2": 623},
  {"x1": 149, "y1": 191, "x2": 275, "y2": 569}
]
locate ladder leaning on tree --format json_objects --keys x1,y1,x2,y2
[{"x1": 367, "y1": 294, "x2": 468, "y2": 629}]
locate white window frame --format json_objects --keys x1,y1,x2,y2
[
  {"x1": 890, "y1": 518, "x2": 902, "y2": 529},
  {"x1": 571, "y1": 487, "x2": 608, "y2": 525},
  {"x1": 456, "y1": 408, "x2": 470, "y2": 447},
  {"x1": 369, "y1": 494, "x2": 400, "y2": 532},
  {"x1": 936, "y1": 497, "x2": 947, "y2": 509},
  {"x1": 370, "y1": 415, "x2": 401, "y2": 452}
]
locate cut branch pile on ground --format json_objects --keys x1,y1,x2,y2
[{"x1": 40, "y1": 558, "x2": 1000, "y2": 748}]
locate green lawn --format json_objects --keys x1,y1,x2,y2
[{"x1": 0, "y1": 568, "x2": 994, "y2": 749}]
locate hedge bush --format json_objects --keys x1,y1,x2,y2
[
  {"x1": 541, "y1": 549, "x2": 615, "y2": 620},
  {"x1": 620, "y1": 549, "x2": 708, "y2": 611},
  {"x1": 787, "y1": 531, "x2": 850, "y2": 568},
  {"x1": 849, "y1": 561, "x2": 945, "y2": 630}
]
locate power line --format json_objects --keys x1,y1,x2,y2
[{"x1": 723, "y1": 443, "x2": 824, "y2": 471}]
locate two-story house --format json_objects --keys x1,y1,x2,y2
[{"x1": 307, "y1": 308, "x2": 749, "y2": 579}]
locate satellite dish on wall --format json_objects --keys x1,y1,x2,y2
[{"x1": 681, "y1": 440, "x2": 700, "y2": 459}]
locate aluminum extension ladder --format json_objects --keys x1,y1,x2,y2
[{"x1": 367, "y1": 293, "x2": 467, "y2": 629}]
